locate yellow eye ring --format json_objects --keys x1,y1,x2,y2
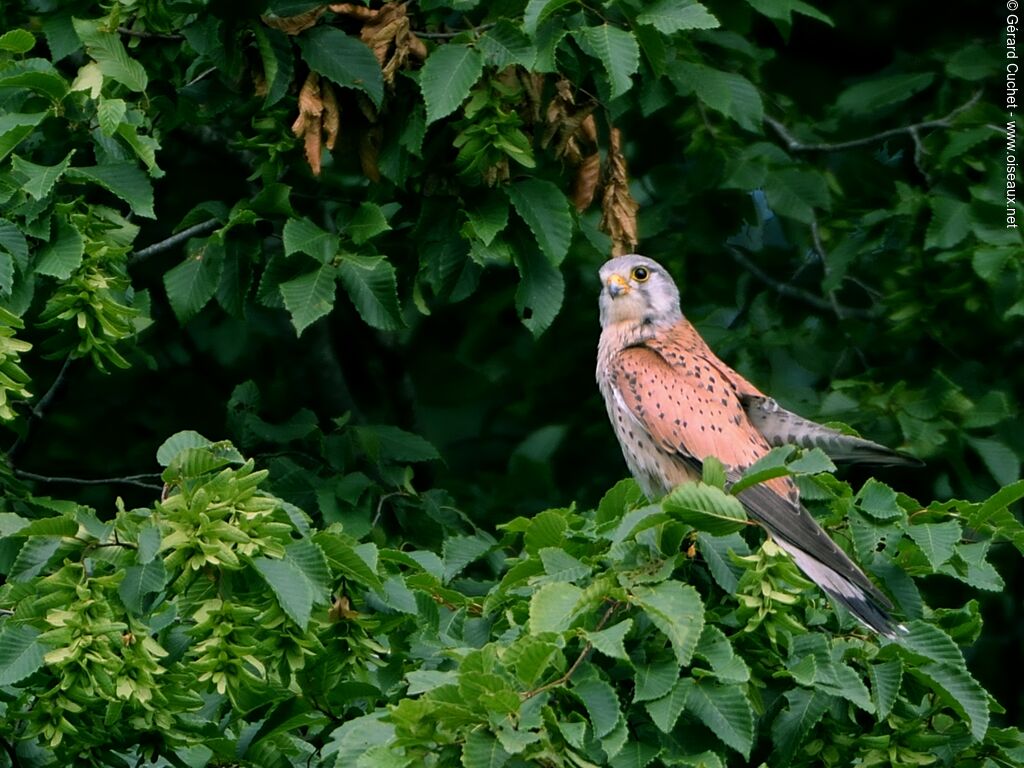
[{"x1": 631, "y1": 266, "x2": 650, "y2": 282}]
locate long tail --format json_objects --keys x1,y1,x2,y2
[{"x1": 736, "y1": 483, "x2": 901, "y2": 638}]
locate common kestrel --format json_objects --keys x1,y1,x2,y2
[{"x1": 597, "y1": 254, "x2": 915, "y2": 637}]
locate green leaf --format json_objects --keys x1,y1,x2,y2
[
  {"x1": 506, "y1": 179, "x2": 573, "y2": 267},
  {"x1": 286, "y1": 538, "x2": 332, "y2": 603},
  {"x1": 513, "y1": 246, "x2": 564, "y2": 337},
  {"x1": 855, "y1": 478, "x2": 903, "y2": 520},
  {"x1": 745, "y1": 0, "x2": 834, "y2": 26},
  {"x1": 633, "y1": 656, "x2": 679, "y2": 703},
  {"x1": 0, "y1": 112, "x2": 47, "y2": 163},
  {"x1": 637, "y1": 0, "x2": 720, "y2": 33},
  {"x1": 868, "y1": 658, "x2": 903, "y2": 719},
  {"x1": 524, "y1": 0, "x2": 579, "y2": 34},
  {"x1": 685, "y1": 681, "x2": 754, "y2": 758},
  {"x1": 9, "y1": 537, "x2": 63, "y2": 581},
  {"x1": 96, "y1": 97, "x2": 126, "y2": 136},
  {"x1": 280, "y1": 264, "x2": 338, "y2": 336},
  {"x1": 770, "y1": 688, "x2": 832, "y2": 760},
  {"x1": 352, "y1": 425, "x2": 441, "y2": 463},
  {"x1": 254, "y1": 555, "x2": 315, "y2": 629},
  {"x1": 66, "y1": 163, "x2": 156, "y2": 218},
  {"x1": 646, "y1": 678, "x2": 691, "y2": 733},
  {"x1": 35, "y1": 218, "x2": 84, "y2": 279},
  {"x1": 574, "y1": 674, "x2": 621, "y2": 738},
  {"x1": 0, "y1": 61, "x2": 68, "y2": 102},
  {"x1": 906, "y1": 520, "x2": 962, "y2": 569},
  {"x1": 315, "y1": 534, "x2": 383, "y2": 590},
  {"x1": 586, "y1": 619, "x2": 633, "y2": 661},
  {"x1": 925, "y1": 196, "x2": 972, "y2": 250},
  {"x1": 529, "y1": 582, "x2": 584, "y2": 633},
  {"x1": 966, "y1": 436, "x2": 1020, "y2": 485},
  {"x1": 419, "y1": 44, "x2": 485, "y2": 125},
  {"x1": 72, "y1": 18, "x2": 148, "y2": 91},
  {"x1": 338, "y1": 255, "x2": 405, "y2": 331},
  {"x1": 347, "y1": 203, "x2": 391, "y2": 245},
  {"x1": 573, "y1": 25, "x2": 640, "y2": 100},
  {"x1": 442, "y1": 535, "x2": 493, "y2": 582},
  {"x1": 835, "y1": 72, "x2": 934, "y2": 113},
  {"x1": 155, "y1": 430, "x2": 220, "y2": 466},
  {"x1": 477, "y1": 20, "x2": 536, "y2": 69},
  {"x1": 764, "y1": 168, "x2": 831, "y2": 224},
  {"x1": 672, "y1": 63, "x2": 763, "y2": 131},
  {"x1": 163, "y1": 240, "x2": 225, "y2": 323},
  {"x1": 297, "y1": 26, "x2": 383, "y2": 107},
  {"x1": 897, "y1": 621, "x2": 964, "y2": 667},
  {"x1": 912, "y1": 662, "x2": 989, "y2": 742},
  {"x1": 662, "y1": 482, "x2": 747, "y2": 535},
  {"x1": 631, "y1": 582, "x2": 704, "y2": 666},
  {"x1": 464, "y1": 194, "x2": 509, "y2": 247},
  {"x1": 11, "y1": 151, "x2": 73, "y2": 200},
  {"x1": 462, "y1": 729, "x2": 510, "y2": 768},
  {"x1": 695, "y1": 625, "x2": 750, "y2": 683},
  {"x1": 0, "y1": 29, "x2": 36, "y2": 53},
  {"x1": 118, "y1": 560, "x2": 167, "y2": 615},
  {"x1": 0, "y1": 251, "x2": 13, "y2": 295},
  {"x1": 0, "y1": 626, "x2": 45, "y2": 685},
  {"x1": 697, "y1": 532, "x2": 749, "y2": 593},
  {"x1": 283, "y1": 218, "x2": 339, "y2": 263}
]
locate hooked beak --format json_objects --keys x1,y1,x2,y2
[{"x1": 606, "y1": 273, "x2": 630, "y2": 298}]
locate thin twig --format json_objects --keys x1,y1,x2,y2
[
  {"x1": 129, "y1": 219, "x2": 220, "y2": 265},
  {"x1": 522, "y1": 600, "x2": 620, "y2": 699},
  {"x1": 117, "y1": 26, "x2": 184, "y2": 40},
  {"x1": 810, "y1": 218, "x2": 871, "y2": 369},
  {"x1": 13, "y1": 470, "x2": 164, "y2": 492},
  {"x1": 7, "y1": 356, "x2": 74, "y2": 461},
  {"x1": 412, "y1": 23, "x2": 494, "y2": 39},
  {"x1": 728, "y1": 246, "x2": 873, "y2": 319},
  {"x1": 764, "y1": 91, "x2": 982, "y2": 153}
]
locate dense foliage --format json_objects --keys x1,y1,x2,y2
[{"x1": 0, "y1": 0, "x2": 1022, "y2": 766}]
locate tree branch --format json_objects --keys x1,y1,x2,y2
[
  {"x1": 129, "y1": 219, "x2": 220, "y2": 265},
  {"x1": 765, "y1": 91, "x2": 983, "y2": 153},
  {"x1": 728, "y1": 246, "x2": 873, "y2": 319},
  {"x1": 117, "y1": 26, "x2": 184, "y2": 40},
  {"x1": 7, "y1": 356, "x2": 74, "y2": 461},
  {"x1": 13, "y1": 470, "x2": 164, "y2": 492},
  {"x1": 412, "y1": 23, "x2": 494, "y2": 39}
]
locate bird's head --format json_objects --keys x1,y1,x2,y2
[{"x1": 598, "y1": 254, "x2": 682, "y2": 329}]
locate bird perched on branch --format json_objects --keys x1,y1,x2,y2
[{"x1": 596, "y1": 254, "x2": 917, "y2": 637}]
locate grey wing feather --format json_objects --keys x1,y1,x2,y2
[{"x1": 742, "y1": 395, "x2": 922, "y2": 467}]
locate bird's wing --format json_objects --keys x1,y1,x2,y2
[
  {"x1": 741, "y1": 395, "x2": 922, "y2": 467},
  {"x1": 609, "y1": 344, "x2": 895, "y2": 632}
]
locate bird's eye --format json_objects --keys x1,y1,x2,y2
[{"x1": 631, "y1": 266, "x2": 650, "y2": 282}]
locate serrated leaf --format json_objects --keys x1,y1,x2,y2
[
  {"x1": 966, "y1": 436, "x2": 1020, "y2": 485},
  {"x1": 462, "y1": 729, "x2": 510, "y2": 768},
  {"x1": 72, "y1": 18, "x2": 148, "y2": 91},
  {"x1": 529, "y1": 581, "x2": 584, "y2": 633},
  {"x1": 586, "y1": 619, "x2": 632, "y2": 661},
  {"x1": 297, "y1": 26, "x2": 383, "y2": 107},
  {"x1": 907, "y1": 520, "x2": 962, "y2": 569},
  {"x1": 695, "y1": 625, "x2": 750, "y2": 683},
  {"x1": 254, "y1": 555, "x2": 315, "y2": 629},
  {"x1": 283, "y1": 218, "x2": 339, "y2": 263},
  {"x1": 155, "y1": 430, "x2": 219, "y2": 466},
  {"x1": 1, "y1": 119, "x2": 39, "y2": 175},
  {"x1": 347, "y1": 203, "x2": 391, "y2": 245},
  {"x1": 573, "y1": 25, "x2": 640, "y2": 99},
  {"x1": 286, "y1": 538, "x2": 331, "y2": 602},
  {"x1": 419, "y1": 44, "x2": 484, "y2": 124},
  {"x1": 118, "y1": 560, "x2": 167, "y2": 615},
  {"x1": 280, "y1": 264, "x2": 338, "y2": 336},
  {"x1": 746, "y1": 0, "x2": 834, "y2": 26},
  {"x1": 97, "y1": 97, "x2": 126, "y2": 136},
  {"x1": 443, "y1": 535, "x2": 493, "y2": 582},
  {"x1": 868, "y1": 658, "x2": 903, "y2": 719},
  {"x1": 9, "y1": 537, "x2": 62, "y2": 581},
  {"x1": 338, "y1": 255, "x2": 405, "y2": 330},
  {"x1": 35, "y1": 218, "x2": 83, "y2": 278},
  {"x1": 637, "y1": 0, "x2": 720, "y2": 33},
  {"x1": 524, "y1": 0, "x2": 578, "y2": 34},
  {"x1": 465, "y1": 194, "x2": 509, "y2": 247},
  {"x1": 0, "y1": 626, "x2": 45, "y2": 685},
  {"x1": 770, "y1": 688, "x2": 832, "y2": 760},
  {"x1": 897, "y1": 620, "x2": 964, "y2": 667},
  {"x1": 953, "y1": 540, "x2": 1004, "y2": 590},
  {"x1": 315, "y1": 534, "x2": 383, "y2": 590},
  {"x1": 662, "y1": 482, "x2": 747, "y2": 535},
  {"x1": 477, "y1": 20, "x2": 536, "y2": 68},
  {"x1": 646, "y1": 677, "x2": 691, "y2": 733},
  {"x1": 0, "y1": 29, "x2": 36, "y2": 53},
  {"x1": 912, "y1": 662, "x2": 989, "y2": 742},
  {"x1": 672, "y1": 63, "x2": 763, "y2": 131},
  {"x1": 835, "y1": 72, "x2": 934, "y2": 113},
  {"x1": 573, "y1": 675, "x2": 621, "y2": 738},
  {"x1": 855, "y1": 478, "x2": 903, "y2": 520},
  {"x1": 764, "y1": 168, "x2": 831, "y2": 224},
  {"x1": 685, "y1": 681, "x2": 754, "y2": 758},
  {"x1": 353, "y1": 424, "x2": 440, "y2": 464},
  {"x1": 925, "y1": 196, "x2": 972, "y2": 250},
  {"x1": 631, "y1": 582, "x2": 704, "y2": 666},
  {"x1": 66, "y1": 163, "x2": 156, "y2": 218},
  {"x1": 697, "y1": 531, "x2": 749, "y2": 593},
  {"x1": 0, "y1": 61, "x2": 68, "y2": 102},
  {"x1": 506, "y1": 179, "x2": 572, "y2": 266},
  {"x1": 163, "y1": 240, "x2": 225, "y2": 323},
  {"x1": 11, "y1": 151, "x2": 73, "y2": 200},
  {"x1": 0, "y1": 251, "x2": 12, "y2": 295},
  {"x1": 513, "y1": 246, "x2": 564, "y2": 337}
]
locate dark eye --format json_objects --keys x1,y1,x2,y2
[{"x1": 631, "y1": 266, "x2": 650, "y2": 282}]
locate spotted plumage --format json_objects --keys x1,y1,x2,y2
[{"x1": 596, "y1": 254, "x2": 914, "y2": 637}]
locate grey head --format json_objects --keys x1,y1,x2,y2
[{"x1": 598, "y1": 254, "x2": 683, "y2": 329}]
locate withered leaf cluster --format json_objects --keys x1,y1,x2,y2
[
  {"x1": 291, "y1": 72, "x2": 340, "y2": 176},
  {"x1": 332, "y1": 2, "x2": 426, "y2": 84},
  {"x1": 544, "y1": 79, "x2": 639, "y2": 255}
]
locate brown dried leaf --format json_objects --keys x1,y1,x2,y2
[
  {"x1": 261, "y1": 6, "x2": 325, "y2": 35},
  {"x1": 329, "y1": 3, "x2": 376, "y2": 20},
  {"x1": 354, "y1": 2, "x2": 419, "y2": 85},
  {"x1": 571, "y1": 152, "x2": 601, "y2": 212},
  {"x1": 600, "y1": 127, "x2": 639, "y2": 256},
  {"x1": 293, "y1": 72, "x2": 326, "y2": 175},
  {"x1": 322, "y1": 82, "x2": 341, "y2": 150},
  {"x1": 359, "y1": 126, "x2": 382, "y2": 182}
]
